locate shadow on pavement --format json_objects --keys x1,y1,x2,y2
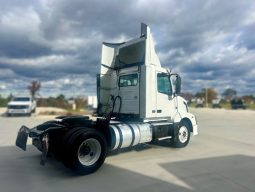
[
  {"x1": 1, "y1": 145, "x2": 255, "y2": 192},
  {"x1": 160, "y1": 155, "x2": 255, "y2": 192}
]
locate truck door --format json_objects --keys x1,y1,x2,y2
[
  {"x1": 118, "y1": 73, "x2": 139, "y2": 114},
  {"x1": 156, "y1": 72, "x2": 176, "y2": 119}
]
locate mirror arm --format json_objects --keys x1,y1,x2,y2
[{"x1": 170, "y1": 73, "x2": 178, "y2": 77}]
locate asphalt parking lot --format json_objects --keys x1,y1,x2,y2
[{"x1": 0, "y1": 108, "x2": 255, "y2": 192}]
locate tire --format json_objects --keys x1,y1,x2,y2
[
  {"x1": 172, "y1": 121, "x2": 191, "y2": 148},
  {"x1": 62, "y1": 128, "x2": 107, "y2": 175}
]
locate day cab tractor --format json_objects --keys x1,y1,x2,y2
[{"x1": 16, "y1": 24, "x2": 198, "y2": 175}]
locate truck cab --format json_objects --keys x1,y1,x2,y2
[{"x1": 98, "y1": 23, "x2": 197, "y2": 135}]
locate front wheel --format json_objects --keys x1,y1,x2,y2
[
  {"x1": 172, "y1": 121, "x2": 191, "y2": 148},
  {"x1": 62, "y1": 128, "x2": 107, "y2": 175}
]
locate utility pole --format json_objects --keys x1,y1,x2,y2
[{"x1": 205, "y1": 88, "x2": 208, "y2": 107}]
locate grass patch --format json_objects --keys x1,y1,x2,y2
[{"x1": 247, "y1": 103, "x2": 255, "y2": 110}]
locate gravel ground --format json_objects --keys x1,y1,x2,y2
[{"x1": 0, "y1": 108, "x2": 255, "y2": 192}]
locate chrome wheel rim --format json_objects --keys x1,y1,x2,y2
[
  {"x1": 78, "y1": 138, "x2": 101, "y2": 166},
  {"x1": 178, "y1": 126, "x2": 188, "y2": 143}
]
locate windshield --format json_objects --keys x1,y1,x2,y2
[{"x1": 13, "y1": 97, "x2": 31, "y2": 102}]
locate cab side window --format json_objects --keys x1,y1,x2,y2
[
  {"x1": 157, "y1": 73, "x2": 172, "y2": 95},
  {"x1": 119, "y1": 74, "x2": 138, "y2": 87}
]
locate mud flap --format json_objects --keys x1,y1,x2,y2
[{"x1": 16, "y1": 126, "x2": 30, "y2": 151}]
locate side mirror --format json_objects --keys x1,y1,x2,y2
[
  {"x1": 170, "y1": 74, "x2": 181, "y2": 94},
  {"x1": 175, "y1": 75, "x2": 181, "y2": 94}
]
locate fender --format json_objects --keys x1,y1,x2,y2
[{"x1": 173, "y1": 110, "x2": 198, "y2": 135}]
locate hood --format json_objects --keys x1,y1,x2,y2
[
  {"x1": 8, "y1": 101, "x2": 31, "y2": 106},
  {"x1": 177, "y1": 96, "x2": 188, "y2": 104}
]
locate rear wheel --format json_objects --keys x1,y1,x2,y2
[
  {"x1": 62, "y1": 128, "x2": 107, "y2": 175},
  {"x1": 78, "y1": 138, "x2": 102, "y2": 167},
  {"x1": 172, "y1": 121, "x2": 191, "y2": 148}
]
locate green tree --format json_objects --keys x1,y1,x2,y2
[
  {"x1": 222, "y1": 88, "x2": 237, "y2": 100},
  {"x1": 56, "y1": 94, "x2": 66, "y2": 101},
  {"x1": 195, "y1": 88, "x2": 218, "y2": 103},
  {"x1": 0, "y1": 95, "x2": 8, "y2": 107}
]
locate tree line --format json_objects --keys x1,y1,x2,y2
[{"x1": 182, "y1": 88, "x2": 255, "y2": 104}]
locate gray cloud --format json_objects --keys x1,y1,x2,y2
[{"x1": 0, "y1": 0, "x2": 255, "y2": 97}]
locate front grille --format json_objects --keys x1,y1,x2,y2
[{"x1": 8, "y1": 105, "x2": 28, "y2": 109}]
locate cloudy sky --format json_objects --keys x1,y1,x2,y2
[{"x1": 0, "y1": 0, "x2": 255, "y2": 97}]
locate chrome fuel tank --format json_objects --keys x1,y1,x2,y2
[{"x1": 109, "y1": 123, "x2": 152, "y2": 150}]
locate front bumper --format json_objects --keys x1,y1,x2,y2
[
  {"x1": 7, "y1": 109, "x2": 31, "y2": 116},
  {"x1": 192, "y1": 124, "x2": 198, "y2": 135},
  {"x1": 183, "y1": 112, "x2": 198, "y2": 136}
]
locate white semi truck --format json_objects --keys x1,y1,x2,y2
[{"x1": 16, "y1": 24, "x2": 198, "y2": 175}]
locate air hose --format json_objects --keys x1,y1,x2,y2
[{"x1": 105, "y1": 95, "x2": 122, "y2": 121}]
